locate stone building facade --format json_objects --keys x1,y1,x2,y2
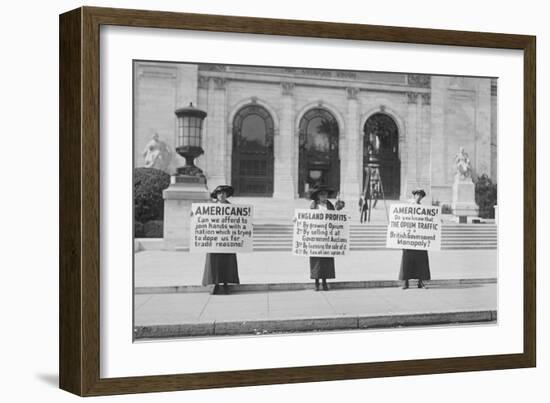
[{"x1": 134, "y1": 61, "x2": 497, "y2": 205}]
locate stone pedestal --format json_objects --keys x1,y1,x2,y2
[
  {"x1": 163, "y1": 175, "x2": 210, "y2": 249},
  {"x1": 451, "y1": 175, "x2": 479, "y2": 218}
]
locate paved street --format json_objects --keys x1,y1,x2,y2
[
  {"x1": 134, "y1": 283, "x2": 497, "y2": 339},
  {"x1": 135, "y1": 249, "x2": 497, "y2": 287}
]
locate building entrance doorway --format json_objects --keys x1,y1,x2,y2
[
  {"x1": 231, "y1": 105, "x2": 274, "y2": 196},
  {"x1": 298, "y1": 108, "x2": 340, "y2": 197},
  {"x1": 363, "y1": 113, "x2": 400, "y2": 199}
]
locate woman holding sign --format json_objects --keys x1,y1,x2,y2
[
  {"x1": 399, "y1": 189, "x2": 431, "y2": 289},
  {"x1": 309, "y1": 185, "x2": 345, "y2": 291},
  {"x1": 201, "y1": 185, "x2": 240, "y2": 295}
]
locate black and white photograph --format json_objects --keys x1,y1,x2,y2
[
  {"x1": 2, "y1": 0, "x2": 546, "y2": 399},
  {"x1": 133, "y1": 61, "x2": 498, "y2": 340}
]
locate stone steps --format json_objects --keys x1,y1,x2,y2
[{"x1": 251, "y1": 223, "x2": 497, "y2": 251}]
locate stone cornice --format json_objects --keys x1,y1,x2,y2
[
  {"x1": 407, "y1": 74, "x2": 431, "y2": 88},
  {"x1": 198, "y1": 72, "x2": 430, "y2": 95},
  {"x1": 137, "y1": 66, "x2": 177, "y2": 79}
]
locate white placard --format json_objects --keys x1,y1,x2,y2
[
  {"x1": 190, "y1": 203, "x2": 253, "y2": 253},
  {"x1": 292, "y1": 209, "x2": 350, "y2": 257},
  {"x1": 386, "y1": 204, "x2": 442, "y2": 251}
]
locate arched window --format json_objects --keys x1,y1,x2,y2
[
  {"x1": 364, "y1": 113, "x2": 399, "y2": 159},
  {"x1": 231, "y1": 105, "x2": 274, "y2": 196},
  {"x1": 363, "y1": 113, "x2": 400, "y2": 199},
  {"x1": 298, "y1": 108, "x2": 340, "y2": 197}
]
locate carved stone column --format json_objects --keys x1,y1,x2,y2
[
  {"x1": 475, "y1": 79, "x2": 492, "y2": 177},
  {"x1": 418, "y1": 92, "x2": 432, "y2": 203},
  {"x1": 429, "y1": 77, "x2": 447, "y2": 204},
  {"x1": 175, "y1": 64, "x2": 198, "y2": 109},
  {"x1": 197, "y1": 76, "x2": 210, "y2": 175},
  {"x1": 405, "y1": 91, "x2": 419, "y2": 197},
  {"x1": 341, "y1": 87, "x2": 361, "y2": 202},
  {"x1": 206, "y1": 77, "x2": 228, "y2": 190},
  {"x1": 273, "y1": 82, "x2": 295, "y2": 198}
]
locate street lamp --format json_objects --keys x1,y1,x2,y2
[
  {"x1": 174, "y1": 102, "x2": 207, "y2": 177},
  {"x1": 163, "y1": 101, "x2": 211, "y2": 249}
]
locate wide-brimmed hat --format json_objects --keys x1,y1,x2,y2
[
  {"x1": 412, "y1": 189, "x2": 426, "y2": 198},
  {"x1": 309, "y1": 185, "x2": 336, "y2": 201},
  {"x1": 210, "y1": 185, "x2": 234, "y2": 199}
]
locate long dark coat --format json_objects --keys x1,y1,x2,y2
[
  {"x1": 201, "y1": 200, "x2": 240, "y2": 286},
  {"x1": 398, "y1": 199, "x2": 431, "y2": 281},
  {"x1": 309, "y1": 199, "x2": 336, "y2": 280},
  {"x1": 399, "y1": 249, "x2": 431, "y2": 280}
]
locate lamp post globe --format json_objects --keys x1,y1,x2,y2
[{"x1": 174, "y1": 102, "x2": 207, "y2": 177}]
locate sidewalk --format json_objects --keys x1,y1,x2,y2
[
  {"x1": 135, "y1": 249, "x2": 497, "y2": 288},
  {"x1": 134, "y1": 283, "x2": 497, "y2": 339}
]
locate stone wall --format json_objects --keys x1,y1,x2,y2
[
  {"x1": 134, "y1": 62, "x2": 496, "y2": 204},
  {"x1": 430, "y1": 76, "x2": 494, "y2": 205},
  {"x1": 134, "y1": 62, "x2": 198, "y2": 174}
]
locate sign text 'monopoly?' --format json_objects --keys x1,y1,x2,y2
[{"x1": 386, "y1": 203, "x2": 442, "y2": 251}]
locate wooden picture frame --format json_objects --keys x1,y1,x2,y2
[{"x1": 59, "y1": 6, "x2": 536, "y2": 396}]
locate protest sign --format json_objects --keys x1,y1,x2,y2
[
  {"x1": 190, "y1": 203, "x2": 253, "y2": 253},
  {"x1": 292, "y1": 209, "x2": 350, "y2": 257},
  {"x1": 386, "y1": 203, "x2": 442, "y2": 251}
]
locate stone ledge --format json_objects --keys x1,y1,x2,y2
[
  {"x1": 358, "y1": 311, "x2": 494, "y2": 328},
  {"x1": 134, "y1": 310, "x2": 497, "y2": 339}
]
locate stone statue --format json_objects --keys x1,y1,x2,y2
[
  {"x1": 142, "y1": 133, "x2": 172, "y2": 172},
  {"x1": 452, "y1": 147, "x2": 478, "y2": 217},
  {"x1": 455, "y1": 147, "x2": 472, "y2": 180}
]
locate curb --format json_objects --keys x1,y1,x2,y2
[
  {"x1": 134, "y1": 310, "x2": 497, "y2": 339},
  {"x1": 135, "y1": 278, "x2": 497, "y2": 295}
]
